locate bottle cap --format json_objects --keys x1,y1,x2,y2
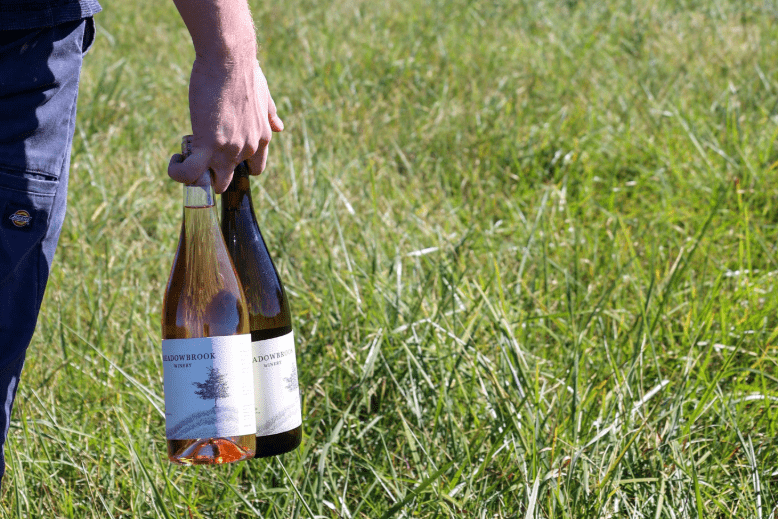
[{"x1": 181, "y1": 135, "x2": 193, "y2": 158}]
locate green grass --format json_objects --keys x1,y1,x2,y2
[{"x1": 3, "y1": 0, "x2": 778, "y2": 516}]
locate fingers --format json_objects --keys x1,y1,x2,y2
[
  {"x1": 170, "y1": 140, "x2": 273, "y2": 184},
  {"x1": 168, "y1": 149, "x2": 212, "y2": 185},
  {"x1": 246, "y1": 143, "x2": 268, "y2": 176},
  {"x1": 268, "y1": 94, "x2": 284, "y2": 133},
  {"x1": 250, "y1": 92, "x2": 281, "y2": 175},
  {"x1": 168, "y1": 147, "x2": 234, "y2": 193},
  {"x1": 269, "y1": 112, "x2": 284, "y2": 133},
  {"x1": 211, "y1": 167, "x2": 234, "y2": 194}
]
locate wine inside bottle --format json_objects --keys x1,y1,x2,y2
[
  {"x1": 161, "y1": 137, "x2": 256, "y2": 465},
  {"x1": 221, "y1": 162, "x2": 302, "y2": 458}
]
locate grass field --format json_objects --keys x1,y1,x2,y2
[{"x1": 3, "y1": 0, "x2": 778, "y2": 516}]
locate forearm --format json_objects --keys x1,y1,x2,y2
[{"x1": 172, "y1": 0, "x2": 257, "y2": 64}]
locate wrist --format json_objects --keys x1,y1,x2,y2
[
  {"x1": 194, "y1": 30, "x2": 256, "y2": 66},
  {"x1": 174, "y1": 0, "x2": 257, "y2": 65}
]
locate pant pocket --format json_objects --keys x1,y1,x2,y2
[
  {"x1": 0, "y1": 169, "x2": 57, "y2": 287},
  {"x1": 82, "y1": 17, "x2": 96, "y2": 54}
]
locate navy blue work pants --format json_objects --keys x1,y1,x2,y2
[{"x1": 0, "y1": 17, "x2": 94, "y2": 484}]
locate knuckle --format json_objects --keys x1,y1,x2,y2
[
  {"x1": 211, "y1": 134, "x2": 229, "y2": 150},
  {"x1": 212, "y1": 135, "x2": 240, "y2": 159},
  {"x1": 223, "y1": 142, "x2": 242, "y2": 160},
  {"x1": 244, "y1": 140, "x2": 258, "y2": 158}
]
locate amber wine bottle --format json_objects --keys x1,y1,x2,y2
[
  {"x1": 161, "y1": 136, "x2": 256, "y2": 465},
  {"x1": 221, "y1": 162, "x2": 302, "y2": 458}
]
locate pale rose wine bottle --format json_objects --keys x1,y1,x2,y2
[{"x1": 161, "y1": 136, "x2": 256, "y2": 464}]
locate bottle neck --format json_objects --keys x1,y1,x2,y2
[
  {"x1": 222, "y1": 162, "x2": 254, "y2": 213},
  {"x1": 183, "y1": 171, "x2": 215, "y2": 208}
]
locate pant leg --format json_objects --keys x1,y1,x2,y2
[{"x1": 0, "y1": 16, "x2": 95, "y2": 485}]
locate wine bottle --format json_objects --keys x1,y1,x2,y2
[
  {"x1": 221, "y1": 162, "x2": 302, "y2": 458},
  {"x1": 161, "y1": 136, "x2": 256, "y2": 465}
]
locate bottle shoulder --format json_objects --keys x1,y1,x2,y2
[{"x1": 162, "y1": 209, "x2": 250, "y2": 339}]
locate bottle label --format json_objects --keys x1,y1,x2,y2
[
  {"x1": 162, "y1": 335, "x2": 256, "y2": 440},
  {"x1": 253, "y1": 331, "x2": 302, "y2": 436}
]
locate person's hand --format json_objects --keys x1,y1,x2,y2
[{"x1": 168, "y1": 57, "x2": 284, "y2": 194}]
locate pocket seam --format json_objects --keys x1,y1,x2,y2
[
  {"x1": 0, "y1": 170, "x2": 58, "y2": 197},
  {"x1": 0, "y1": 162, "x2": 58, "y2": 181}
]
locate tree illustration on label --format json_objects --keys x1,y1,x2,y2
[
  {"x1": 167, "y1": 366, "x2": 241, "y2": 439},
  {"x1": 256, "y1": 363, "x2": 300, "y2": 436},
  {"x1": 284, "y1": 365, "x2": 299, "y2": 392},
  {"x1": 193, "y1": 367, "x2": 230, "y2": 407}
]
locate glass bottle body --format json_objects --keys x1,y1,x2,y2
[
  {"x1": 221, "y1": 163, "x2": 302, "y2": 458},
  {"x1": 162, "y1": 171, "x2": 256, "y2": 465}
]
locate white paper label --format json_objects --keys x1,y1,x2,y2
[
  {"x1": 162, "y1": 334, "x2": 256, "y2": 440},
  {"x1": 253, "y1": 332, "x2": 302, "y2": 436}
]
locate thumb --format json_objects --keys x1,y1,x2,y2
[{"x1": 168, "y1": 148, "x2": 213, "y2": 185}]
